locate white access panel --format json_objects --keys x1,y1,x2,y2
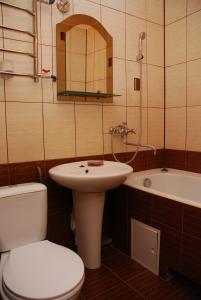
[{"x1": 131, "y1": 219, "x2": 160, "y2": 275}]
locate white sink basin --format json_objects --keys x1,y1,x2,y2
[
  {"x1": 49, "y1": 160, "x2": 133, "y2": 192},
  {"x1": 49, "y1": 160, "x2": 133, "y2": 269}
]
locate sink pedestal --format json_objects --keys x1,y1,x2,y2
[{"x1": 73, "y1": 191, "x2": 105, "y2": 269}]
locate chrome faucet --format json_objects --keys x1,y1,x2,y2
[
  {"x1": 109, "y1": 122, "x2": 157, "y2": 156},
  {"x1": 123, "y1": 139, "x2": 157, "y2": 156},
  {"x1": 109, "y1": 122, "x2": 136, "y2": 137}
]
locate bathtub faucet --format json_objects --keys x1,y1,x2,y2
[
  {"x1": 123, "y1": 140, "x2": 157, "y2": 156},
  {"x1": 109, "y1": 122, "x2": 156, "y2": 156},
  {"x1": 109, "y1": 122, "x2": 136, "y2": 137}
]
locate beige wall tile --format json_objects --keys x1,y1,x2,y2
[
  {"x1": 187, "y1": 107, "x2": 201, "y2": 151},
  {"x1": 165, "y1": 108, "x2": 186, "y2": 149},
  {"x1": 0, "y1": 51, "x2": 4, "y2": 101},
  {"x1": 37, "y1": 1, "x2": 41, "y2": 46},
  {"x1": 71, "y1": 81, "x2": 85, "y2": 91},
  {"x1": 0, "y1": 1, "x2": 167, "y2": 164},
  {"x1": 165, "y1": 0, "x2": 186, "y2": 25},
  {"x1": 187, "y1": 10, "x2": 201, "y2": 61},
  {"x1": 51, "y1": 0, "x2": 74, "y2": 47},
  {"x1": 187, "y1": 0, "x2": 201, "y2": 15},
  {"x1": 87, "y1": 53, "x2": 94, "y2": 82},
  {"x1": 148, "y1": 108, "x2": 164, "y2": 149},
  {"x1": 187, "y1": 59, "x2": 201, "y2": 107},
  {"x1": 90, "y1": 0, "x2": 100, "y2": 3},
  {"x1": 71, "y1": 27, "x2": 87, "y2": 54},
  {"x1": 165, "y1": 19, "x2": 186, "y2": 66},
  {"x1": 0, "y1": 77, "x2": 4, "y2": 101},
  {"x1": 94, "y1": 79, "x2": 106, "y2": 93},
  {"x1": 94, "y1": 29, "x2": 106, "y2": 51},
  {"x1": 126, "y1": 0, "x2": 146, "y2": 19},
  {"x1": 126, "y1": 14, "x2": 146, "y2": 62},
  {"x1": 40, "y1": 3, "x2": 52, "y2": 46},
  {"x1": 6, "y1": 102, "x2": 44, "y2": 163},
  {"x1": 113, "y1": 58, "x2": 126, "y2": 106},
  {"x1": 42, "y1": 79, "x2": 54, "y2": 103},
  {"x1": 147, "y1": 22, "x2": 164, "y2": 66},
  {"x1": 73, "y1": 0, "x2": 101, "y2": 20},
  {"x1": 103, "y1": 105, "x2": 126, "y2": 133},
  {"x1": 87, "y1": 27, "x2": 95, "y2": 54},
  {"x1": 43, "y1": 103, "x2": 75, "y2": 159},
  {"x1": 71, "y1": 53, "x2": 86, "y2": 82},
  {"x1": 0, "y1": 7, "x2": 2, "y2": 37},
  {"x1": 5, "y1": 77, "x2": 42, "y2": 102},
  {"x1": 0, "y1": 102, "x2": 8, "y2": 164},
  {"x1": 4, "y1": 39, "x2": 33, "y2": 74},
  {"x1": 166, "y1": 63, "x2": 186, "y2": 107},
  {"x1": 126, "y1": 60, "x2": 147, "y2": 107},
  {"x1": 101, "y1": 6, "x2": 125, "y2": 59},
  {"x1": 147, "y1": 65, "x2": 164, "y2": 108},
  {"x1": 41, "y1": 45, "x2": 53, "y2": 103},
  {"x1": 94, "y1": 49, "x2": 106, "y2": 80},
  {"x1": 146, "y1": 0, "x2": 164, "y2": 25},
  {"x1": 4, "y1": 0, "x2": 32, "y2": 10},
  {"x1": 104, "y1": 133, "x2": 127, "y2": 154},
  {"x1": 76, "y1": 104, "x2": 103, "y2": 156},
  {"x1": 127, "y1": 107, "x2": 148, "y2": 148},
  {"x1": 101, "y1": 0, "x2": 125, "y2": 12}
]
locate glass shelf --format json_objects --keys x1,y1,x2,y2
[{"x1": 58, "y1": 90, "x2": 121, "y2": 99}]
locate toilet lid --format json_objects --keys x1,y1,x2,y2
[{"x1": 3, "y1": 240, "x2": 84, "y2": 299}]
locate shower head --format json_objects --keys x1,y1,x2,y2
[
  {"x1": 136, "y1": 32, "x2": 146, "y2": 61},
  {"x1": 139, "y1": 32, "x2": 146, "y2": 40}
]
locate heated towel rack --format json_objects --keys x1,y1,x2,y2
[{"x1": 0, "y1": 0, "x2": 56, "y2": 81}]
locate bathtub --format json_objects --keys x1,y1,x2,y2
[{"x1": 124, "y1": 168, "x2": 201, "y2": 209}]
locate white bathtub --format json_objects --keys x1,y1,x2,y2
[{"x1": 124, "y1": 168, "x2": 201, "y2": 209}]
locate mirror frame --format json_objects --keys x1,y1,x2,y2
[{"x1": 56, "y1": 14, "x2": 113, "y2": 102}]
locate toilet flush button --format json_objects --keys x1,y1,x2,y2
[{"x1": 3, "y1": 240, "x2": 84, "y2": 299}]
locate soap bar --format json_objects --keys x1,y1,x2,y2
[{"x1": 87, "y1": 160, "x2": 104, "y2": 166}]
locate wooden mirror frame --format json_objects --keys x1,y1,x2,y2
[{"x1": 56, "y1": 14, "x2": 113, "y2": 102}]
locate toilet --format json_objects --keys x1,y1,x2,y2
[{"x1": 0, "y1": 183, "x2": 85, "y2": 300}]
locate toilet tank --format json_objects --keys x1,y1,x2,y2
[{"x1": 0, "y1": 183, "x2": 47, "y2": 252}]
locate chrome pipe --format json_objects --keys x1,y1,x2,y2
[{"x1": 32, "y1": 0, "x2": 39, "y2": 82}]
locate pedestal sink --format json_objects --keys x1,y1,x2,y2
[{"x1": 49, "y1": 161, "x2": 133, "y2": 269}]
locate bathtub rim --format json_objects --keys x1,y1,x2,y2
[{"x1": 124, "y1": 168, "x2": 201, "y2": 209}]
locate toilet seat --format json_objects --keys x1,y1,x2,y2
[{"x1": 2, "y1": 240, "x2": 85, "y2": 300}]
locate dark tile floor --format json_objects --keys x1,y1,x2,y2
[{"x1": 80, "y1": 246, "x2": 201, "y2": 300}]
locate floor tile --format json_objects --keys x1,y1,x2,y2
[
  {"x1": 103, "y1": 253, "x2": 146, "y2": 282},
  {"x1": 81, "y1": 265, "x2": 122, "y2": 299}
]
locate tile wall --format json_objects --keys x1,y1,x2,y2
[
  {"x1": 165, "y1": 0, "x2": 201, "y2": 152},
  {"x1": 0, "y1": 0, "x2": 164, "y2": 165}
]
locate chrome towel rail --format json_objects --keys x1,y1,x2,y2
[
  {"x1": 0, "y1": 1, "x2": 39, "y2": 81},
  {"x1": 0, "y1": 48, "x2": 35, "y2": 58},
  {"x1": 0, "y1": 25, "x2": 36, "y2": 37},
  {"x1": 0, "y1": 1, "x2": 35, "y2": 16}
]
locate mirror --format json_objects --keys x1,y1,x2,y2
[{"x1": 56, "y1": 14, "x2": 115, "y2": 102}]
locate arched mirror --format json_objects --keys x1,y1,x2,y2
[{"x1": 56, "y1": 14, "x2": 119, "y2": 102}]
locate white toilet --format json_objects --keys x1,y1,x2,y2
[{"x1": 0, "y1": 183, "x2": 85, "y2": 300}]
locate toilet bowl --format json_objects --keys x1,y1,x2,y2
[
  {"x1": 0, "y1": 240, "x2": 85, "y2": 300},
  {"x1": 0, "y1": 183, "x2": 85, "y2": 300}
]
